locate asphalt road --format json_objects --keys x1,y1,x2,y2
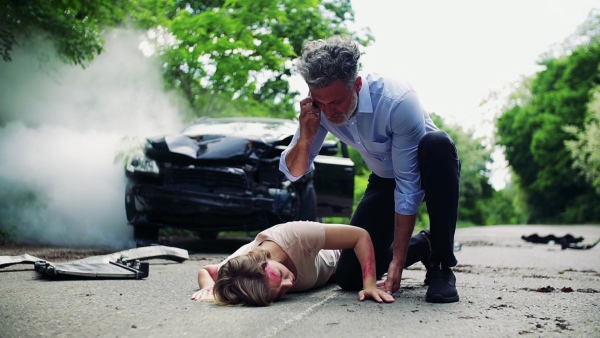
[{"x1": 1, "y1": 225, "x2": 599, "y2": 338}]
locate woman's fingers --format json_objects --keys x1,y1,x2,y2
[
  {"x1": 191, "y1": 288, "x2": 214, "y2": 301},
  {"x1": 358, "y1": 288, "x2": 395, "y2": 303}
]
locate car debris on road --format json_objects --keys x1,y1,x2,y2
[{"x1": 0, "y1": 245, "x2": 188, "y2": 279}]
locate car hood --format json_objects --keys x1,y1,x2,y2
[
  {"x1": 145, "y1": 133, "x2": 276, "y2": 162},
  {"x1": 142, "y1": 118, "x2": 297, "y2": 163},
  {"x1": 181, "y1": 118, "x2": 298, "y2": 142},
  {"x1": 167, "y1": 134, "x2": 253, "y2": 159}
]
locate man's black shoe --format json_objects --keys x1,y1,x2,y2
[{"x1": 425, "y1": 266, "x2": 459, "y2": 303}]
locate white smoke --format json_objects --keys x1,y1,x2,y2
[{"x1": 0, "y1": 29, "x2": 186, "y2": 249}]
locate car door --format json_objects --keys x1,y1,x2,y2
[{"x1": 313, "y1": 141, "x2": 355, "y2": 218}]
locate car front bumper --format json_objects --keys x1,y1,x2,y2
[{"x1": 126, "y1": 183, "x2": 276, "y2": 228}]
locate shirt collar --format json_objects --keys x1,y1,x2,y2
[{"x1": 357, "y1": 75, "x2": 373, "y2": 114}]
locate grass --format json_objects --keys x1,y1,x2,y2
[{"x1": 219, "y1": 230, "x2": 260, "y2": 238}]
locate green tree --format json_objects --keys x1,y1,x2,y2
[
  {"x1": 565, "y1": 85, "x2": 600, "y2": 195},
  {"x1": 0, "y1": 0, "x2": 132, "y2": 67},
  {"x1": 429, "y1": 114, "x2": 498, "y2": 226},
  {"x1": 496, "y1": 13, "x2": 600, "y2": 223},
  {"x1": 2, "y1": 0, "x2": 371, "y2": 118},
  {"x1": 562, "y1": 10, "x2": 600, "y2": 196},
  {"x1": 131, "y1": 0, "x2": 373, "y2": 120},
  {"x1": 478, "y1": 179, "x2": 528, "y2": 225}
]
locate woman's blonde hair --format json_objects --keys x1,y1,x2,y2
[{"x1": 213, "y1": 249, "x2": 272, "y2": 306}]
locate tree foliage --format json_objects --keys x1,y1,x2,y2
[
  {"x1": 496, "y1": 11, "x2": 600, "y2": 223},
  {"x1": 428, "y1": 114, "x2": 515, "y2": 226},
  {"x1": 0, "y1": 0, "x2": 132, "y2": 67},
  {"x1": 565, "y1": 85, "x2": 600, "y2": 195},
  {"x1": 2, "y1": 0, "x2": 371, "y2": 120},
  {"x1": 131, "y1": 0, "x2": 373, "y2": 120},
  {"x1": 562, "y1": 10, "x2": 600, "y2": 196}
]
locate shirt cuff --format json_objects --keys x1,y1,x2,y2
[
  {"x1": 278, "y1": 155, "x2": 303, "y2": 182},
  {"x1": 394, "y1": 189, "x2": 425, "y2": 215}
]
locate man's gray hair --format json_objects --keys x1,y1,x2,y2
[{"x1": 295, "y1": 35, "x2": 360, "y2": 89}]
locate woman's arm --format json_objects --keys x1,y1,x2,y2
[
  {"x1": 191, "y1": 264, "x2": 219, "y2": 301},
  {"x1": 323, "y1": 224, "x2": 394, "y2": 303},
  {"x1": 191, "y1": 241, "x2": 255, "y2": 301}
]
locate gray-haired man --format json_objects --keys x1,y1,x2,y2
[{"x1": 279, "y1": 35, "x2": 461, "y2": 303}]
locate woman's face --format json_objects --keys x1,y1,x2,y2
[{"x1": 263, "y1": 259, "x2": 296, "y2": 301}]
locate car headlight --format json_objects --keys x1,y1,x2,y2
[{"x1": 126, "y1": 152, "x2": 160, "y2": 176}]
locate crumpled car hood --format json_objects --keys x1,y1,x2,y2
[
  {"x1": 166, "y1": 134, "x2": 252, "y2": 159},
  {"x1": 145, "y1": 134, "x2": 273, "y2": 161}
]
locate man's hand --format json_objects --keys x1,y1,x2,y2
[
  {"x1": 191, "y1": 287, "x2": 214, "y2": 301},
  {"x1": 383, "y1": 260, "x2": 403, "y2": 294},
  {"x1": 298, "y1": 95, "x2": 321, "y2": 143},
  {"x1": 359, "y1": 287, "x2": 395, "y2": 303},
  {"x1": 383, "y1": 213, "x2": 416, "y2": 294}
]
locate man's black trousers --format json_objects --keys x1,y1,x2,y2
[{"x1": 336, "y1": 130, "x2": 461, "y2": 290}]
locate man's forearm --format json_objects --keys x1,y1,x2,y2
[
  {"x1": 285, "y1": 142, "x2": 312, "y2": 177},
  {"x1": 391, "y1": 213, "x2": 417, "y2": 267}
]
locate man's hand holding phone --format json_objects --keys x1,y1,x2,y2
[{"x1": 298, "y1": 93, "x2": 321, "y2": 144}]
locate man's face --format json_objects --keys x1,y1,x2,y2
[{"x1": 310, "y1": 78, "x2": 361, "y2": 126}]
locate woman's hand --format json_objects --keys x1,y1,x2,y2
[
  {"x1": 196, "y1": 266, "x2": 217, "y2": 301},
  {"x1": 358, "y1": 287, "x2": 395, "y2": 303},
  {"x1": 323, "y1": 225, "x2": 390, "y2": 303},
  {"x1": 191, "y1": 287, "x2": 214, "y2": 301}
]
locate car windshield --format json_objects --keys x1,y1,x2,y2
[{"x1": 182, "y1": 118, "x2": 298, "y2": 141}]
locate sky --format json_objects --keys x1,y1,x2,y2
[
  {"x1": 346, "y1": 0, "x2": 599, "y2": 188},
  {"x1": 348, "y1": 0, "x2": 599, "y2": 124}
]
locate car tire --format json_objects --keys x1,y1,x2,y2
[
  {"x1": 297, "y1": 182, "x2": 317, "y2": 222},
  {"x1": 125, "y1": 186, "x2": 136, "y2": 224}
]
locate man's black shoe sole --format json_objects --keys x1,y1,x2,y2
[{"x1": 425, "y1": 294, "x2": 460, "y2": 303}]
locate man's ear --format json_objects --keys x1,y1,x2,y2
[{"x1": 354, "y1": 77, "x2": 362, "y2": 93}]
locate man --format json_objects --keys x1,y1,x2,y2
[{"x1": 278, "y1": 35, "x2": 461, "y2": 303}]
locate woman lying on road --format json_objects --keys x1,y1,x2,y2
[{"x1": 191, "y1": 221, "x2": 431, "y2": 306}]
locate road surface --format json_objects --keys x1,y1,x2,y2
[{"x1": 1, "y1": 225, "x2": 599, "y2": 337}]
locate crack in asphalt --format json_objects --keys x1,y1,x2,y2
[{"x1": 262, "y1": 291, "x2": 339, "y2": 338}]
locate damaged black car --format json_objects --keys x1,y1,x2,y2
[{"x1": 125, "y1": 117, "x2": 354, "y2": 243}]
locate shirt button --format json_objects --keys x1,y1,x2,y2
[{"x1": 358, "y1": 141, "x2": 361, "y2": 144}]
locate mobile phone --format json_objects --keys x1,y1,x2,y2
[{"x1": 308, "y1": 91, "x2": 318, "y2": 109}]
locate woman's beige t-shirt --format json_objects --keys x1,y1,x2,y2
[{"x1": 217, "y1": 221, "x2": 340, "y2": 292}]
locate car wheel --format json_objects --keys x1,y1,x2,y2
[
  {"x1": 125, "y1": 185, "x2": 137, "y2": 224},
  {"x1": 297, "y1": 182, "x2": 317, "y2": 221},
  {"x1": 270, "y1": 180, "x2": 313, "y2": 224}
]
